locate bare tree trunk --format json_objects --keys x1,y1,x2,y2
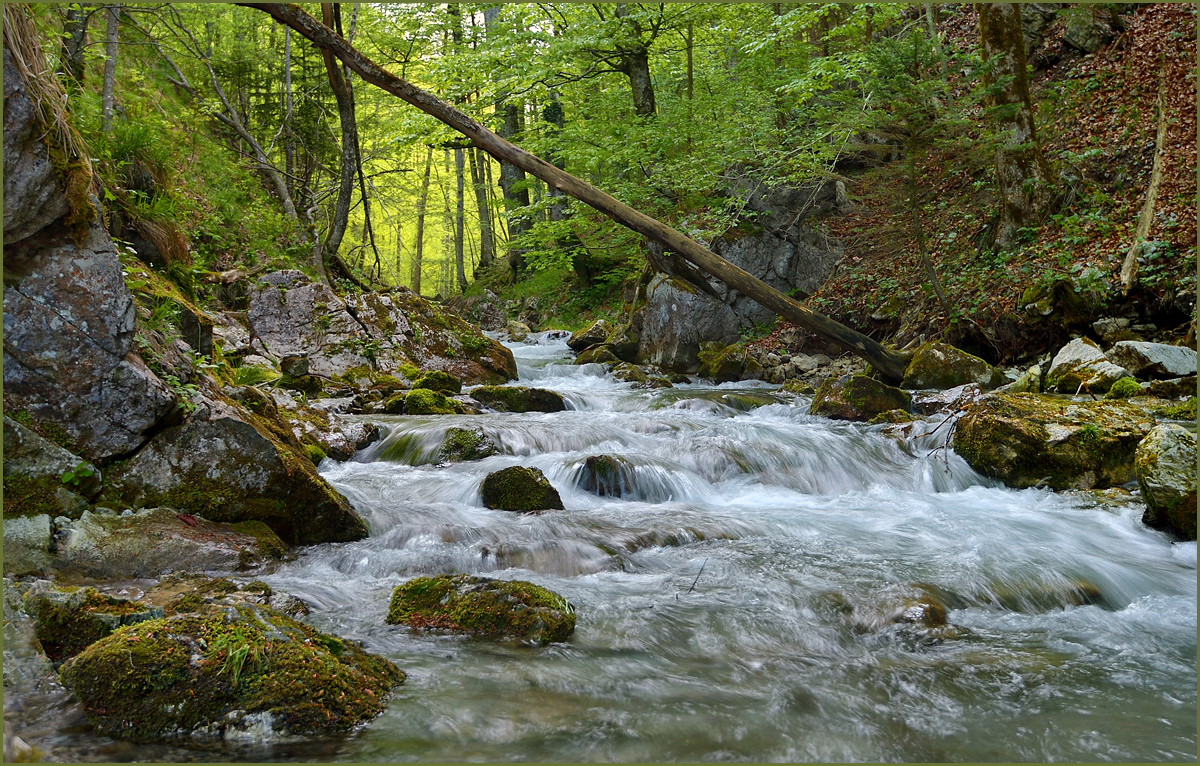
[
  {"x1": 483, "y1": 5, "x2": 530, "y2": 279},
  {"x1": 976, "y1": 3, "x2": 1055, "y2": 249},
  {"x1": 454, "y1": 147, "x2": 467, "y2": 293},
  {"x1": 468, "y1": 146, "x2": 495, "y2": 271},
  {"x1": 1120, "y1": 74, "x2": 1168, "y2": 296},
  {"x1": 284, "y1": 26, "x2": 295, "y2": 199},
  {"x1": 413, "y1": 146, "x2": 433, "y2": 295},
  {"x1": 59, "y1": 4, "x2": 90, "y2": 87},
  {"x1": 241, "y1": 2, "x2": 915, "y2": 383},
  {"x1": 101, "y1": 4, "x2": 119, "y2": 132},
  {"x1": 619, "y1": 46, "x2": 656, "y2": 118},
  {"x1": 318, "y1": 2, "x2": 358, "y2": 277}
]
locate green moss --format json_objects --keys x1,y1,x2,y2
[
  {"x1": 811, "y1": 374, "x2": 912, "y2": 422},
  {"x1": 169, "y1": 592, "x2": 207, "y2": 613},
  {"x1": 399, "y1": 363, "x2": 421, "y2": 380},
  {"x1": 471, "y1": 386, "x2": 566, "y2": 413},
  {"x1": 386, "y1": 574, "x2": 575, "y2": 645},
  {"x1": 439, "y1": 428, "x2": 500, "y2": 463},
  {"x1": 1154, "y1": 396, "x2": 1197, "y2": 421},
  {"x1": 382, "y1": 393, "x2": 407, "y2": 414},
  {"x1": 1104, "y1": 376, "x2": 1142, "y2": 399},
  {"x1": 412, "y1": 370, "x2": 463, "y2": 395},
  {"x1": 23, "y1": 587, "x2": 162, "y2": 662},
  {"x1": 58, "y1": 604, "x2": 405, "y2": 743},
  {"x1": 869, "y1": 409, "x2": 915, "y2": 425},
  {"x1": 8, "y1": 410, "x2": 75, "y2": 451},
  {"x1": 278, "y1": 374, "x2": 325, "y2": 397},
  {"x1": 480, "y1": 466, "x2": 565, "y2": 512},
  {"x1": 2, "y1": 474, "x2": 63, "y2": 518},
  {"x1": 230, "y1": 521, "x2": 288, "y2": 560},
  {"x1": 404, "y1": 388, "x2": 457, "y2": 415},
  {"x1": 304, "y1": 443, "x2": 328, "y2": 465},
  {"x1": 240, "y1": 580, "x2": 273, "y2": 596}
]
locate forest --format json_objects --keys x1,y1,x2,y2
[{"x1": 2, "y1": 3, "x2": 1196, "y2": 762}]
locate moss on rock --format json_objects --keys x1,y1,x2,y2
[
  {"x1": 1135, "y1": 424, "x2": 1197, "y2": 540},
  {"x1": 438, "y1": 427, "x2": 500, "y2": 463},
  {"x1": 386, "y1": 574, "x2": 575, "y2": 644},
  {"x1": 471, "y1": 386, "x2": 566, "y2": 413},
  {"x1": 412, "y1": 370, "x2": 463, "y2": 395},
  {"x1": 1104, "y1": 376, "x2": 1142, "y2": 399},
  {"x1": 480, "y1": 466, "x2": 564, "y2": 511},
  {"x1": 23, "y1": 585, "x2": 164, "y2": 662},
  {"x1": 58, "y1": 604, "x2": 404, "y2": 743},
  {"x1": 404, "y1": 388, "x2": 458, "y2": 415},
  {"x1": 900, "y1": 342, "x2": 1006, "y2": 391},
  {"x1": 953, "y1": 393, "x2": 1154, "y2": 490},
  {"x1": 810, "y1": 374, "x2": 912, "y2": 422},
  {"x1": 229, "y1": 521, "x2": 288, "y2": 560}
]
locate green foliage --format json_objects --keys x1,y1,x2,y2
[
  {"x1": 232, "y1": 365, "x2": 281, "y2": 387},
  {"x1": 60, "y1": 462, "x2": 95, "y2": 487}
]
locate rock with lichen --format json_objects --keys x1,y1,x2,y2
[
  {"x1": 403, "y1": 387, "x2": 460, "y2": 415},
  {"x1": 480, "y1": 466, "x2": 564, "y2": 511},
  {"x1": 1136, "y1": 424, "x2": 1197, "y2": 540},
  {"x1": 900, "y1": 342, "x2": 1006, "y2": 391},
  {"x1": 953, "y1": 393, "x2": 1154, "y2": 490},
  {"x1": 20, "y1": 581, "x2": 164, "y2": 662},
  {"x1": 386, "y1": 574, "x2": 574, "y2": 644},
  {"x1": 438, "y1": 427, "x2": 500, "y2": 463},
  {"x1": 1044, "y1": 338, "x2": 1133, "y2": 394},
  {"x1": 58, "y1": 603, "x2": 403, "y2": 744},
  {"x1": 1107, "y1": 341, "x2": 1198, "y2": 380},
  {"x1": 567, "y1": 319, "x2": 615, "y2": 352},
  {"x1": 810, "y1": 373, "x2": 912, "y2": 422}
]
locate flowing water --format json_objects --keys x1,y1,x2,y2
[{"x1": 14, "y1": 333, "x2": 1197, "y2": 762}]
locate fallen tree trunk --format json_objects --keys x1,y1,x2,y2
[{"x1": 237, "y1": 3, "x2": 913, "y2": 383}]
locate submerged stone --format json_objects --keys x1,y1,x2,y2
[
  {"x1": 480, "y1": 466, "x2": 564, "y2": 512},
  {"x1": 576, "y1": 345, "x2": 619, "y2": 365},
  {"x1": 58, "y1": 604, "x2": 404, "y2": 744},
  {"x1": 386, "y1": 574, "x2": 575, "y2": 644},
  {"x1": 471, "y1": 386, "x2": 566, "y2": 413},
  {"x1": 953, "y1": 393, "x2": 1154, "y2": 490},
  {"x1": 577, "y1": 455, "x2": 638, "y2": 498}
]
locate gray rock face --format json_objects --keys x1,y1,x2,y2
[
  {"x1": 4, "y1": 194, "x2": 178, "y2": 463},
  {"x1": 1136, "y1": 425, "x2": 1197, "y2": 540},
  {"x1": 1063, "y1": 6, "x2": 1121, "y2": 53},
  {"x1": 900, "y1": 342, "x2": 1006, "y2": 391},
  {"x1": 3, "y1": 48, "x2": 70, "y2": 244},
  {"x1": 2, "y1": 515, "x2": 53, "y2": 576},
  {"x1": 1107, "y1": 341, "x2": 1198, "y2": 380},
  {"x1": 113, "y1": 396, "x2": 367, "y2": 545},
  {"x1": 3, "y1": 416, "x2": 101, "y2": 499},
  {"x1": 567, "y1": 319, "x2": 614, "y2": 352},
  {"x1": 1045, "y1": 338, "x2": 1132, "y2": 394},
  {"x1": 639, "y1": 275, "x2": 740, "y2": 373}
]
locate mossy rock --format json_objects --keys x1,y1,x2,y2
[
  {"x1": 576, "y1": 345, "x2": 619, "y2": 365},
  {"x1": 900, "y1": 342, "x2": 1006, "y2": 391},
  {"x1": 810, "y1": 374, "x2": 912, "y2": 422},
  {"x1": 471, "y1": 386, "x2": 566, "y2": 413},
  {"x1": 1135, "y1": 424, "x2": 1197, "y2": 540},
  {"x1": 386, "y1": 574, "x2": 575, "y2": 645},
  {"x1": 22, "y1": 585, "x2": 164, "y2": 662},
  {"x1": 697, "y1": 342, "x2": 753, "y2": 383},
  {"x1": 870, "y1": 409, "x2": 915, "y2": 425},
  {"x1": 404, "y1": 388, "x2": 458, "y2": 415},
  {"x1": 567, "y1": 319, "x2": 615, "y2": 352},
  {"x1": 412, "y1": 370, "x2": 463, "y2": 395},
  {"x1": 382, "y1": 392, "x2": 407, "y2": 414},
  {"x1": 480, "y1": 466, "x2": 564, "y2": 512},
  {"x1": 229, "y1": 520, "x2": 289, "y2": 560},
  {"x1": 439, "y1": 427, "x2": 500, "y2": 463},
  {"x1": 277, "y1": 374, "x2": 325, "y2": 398},
  {"x1": 577, "y1": 455, "x2": 637, "y2": 498},
  {"x1": 954, "y1": 393, "x2": 1155, "y2": 490},
  {"x1": 782, "y1": 379, "x2": 816, "y2": 396},
  {"x1": 1104, "y1": 376, "x2": 1142, "y2": 399},
  {"x1": 58, "y1": 604, "x2": 404, "y2": 743},
  {"x1": 610, "y1": 362, "x2": 647, "y2": 383}
]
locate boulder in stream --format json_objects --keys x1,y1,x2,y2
[
  {"x1": 567, "y1": 319, "x2": 615, "y2": 352},
  {"x1": 900, "y1": 342, "x2": 1006, "y2": 391},
  {"x1": 577, "y1": 455, "x2": 638, "y2": 498},
  {"x1": 58, "y1": 603, "x2": 404, "y2": 744},
  {"x1": 20, "y1": 582, "x2": 163, "y2": 662},
  {"x1": 810, "y1": 373, "x2": 912, "y2": 422},
  {"x1": 1044, "y1": 338, "x2": 1133, "y2": 394},
  {"x1": 386, "y1": 574, "x2": 575, "y2": 644},
  {"x1": 1106, "y1": 341, "x2": 1198, "y2": 380},
  {"x1": 1135, "y1": 424, "x2": 1197, "y2": 540},
  {"x1": 471, "y1": 385, "x2": 566, "y2": 413},
  {"x1": 953, "y1": 393, "x2": 1154, "y2": 490},
  {"x1": 438, "y1": 427, "x2": 500, "y2": 463},
  {"x1": 412, "y1": 369, "x2": 463, "y2": 395},
  {"x1": 480, "y1": 466, "x2": 564, "y2": 512},
  {"x1": 404, "y1": 387, "x2": 460, "y2": 415}
]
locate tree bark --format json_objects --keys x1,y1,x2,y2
[
  {"x1": 455, "y1": 146, "x2": 467, "y2": 293},
  {"x1": 976, "y1": 3, "x2": 1055, "y2": 249},
  {"x1": 484, "y1": 6, "x2": 530, "y2": 278},
  {"x1": 239, "y1": 2, "x2": 914, "y2": 383},
  {"x1": 101, "y1": 4, "x2": 119, "y2": 132},
  {"x1": 468, "y1": 146, "x2": 495, "y2": 271},
  {"x1": 1120, "y1": 73, "x2": 1168, "y2": 296},
  {"x1": 284, "y1": 26, "x2": 295, "y2": 199},
  {"x1": 318, "y1": 2, "x2": 359, "y2": 277},
  {"x1": 59, "y1": 4, "x2": 90, "y2": 87},
  {"x1": 620, "y1": 45, "x2": 656, "y2": 118},
  {"x1": 413, "y1": 146, "x2": 433, "y2": 295}
]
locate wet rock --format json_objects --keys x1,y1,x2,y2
[
  {"x1": 1045, "y1": 338, "x2": 1133, "y2": 394},
  {"x1": 412, "y1": 369, "x2": 463, "y2": 395},
  {"x1": 869, "y1": 409, "x2": 915, "y2": 425},
  {"x1": 953, "y1": 393, "x2": 1154, "y2": 490},
  {"x1": 1107, "y1": 341, "x2": 1197, "y2": 380},
  {"x1": 999, "y1": 364, "x2": 1043, "y2": 394},
  {"x1": 900, "y1": 342, "x2": 1006, "y2": 391},
  {"x1": 1136, "y1": 425, "x2": 1197, "y2": 540},
  {"x1": 604, "y1": 323, "x2": 641, "y2": 363},
  {"x1": 1142, "y1": 376, "x2": 1197, "y2": 399},
  {"x1": 269, "y1": 388, "x2": 380, "y2": 461},
  {"x1": 636, "y1": 375, "x2": 674, "y2": 390},
  {"x1": 639, "y1": 274, "x2": 741, "y2": 373},
  {"x1": 2, "y1": 514, "x2": 53, "y2": 575},
  {"x1": 576, "y1": 344, "x2": 620, "y2": 365},
  {"x1": 21, "y1": 582, "x2": 164, "y2": 662},
  {"x1": 111, "y1": 395, "x2": 367, "y2": 546},
  {"x1": 386, "y1": 574, "x2": 574, "y2": 645},
  {"x1": 911, "y1": 383, "x2": 985, "y2": 416},
  {"x1": 952, "y1": 577, "x2": 1106, "y2": 613},
  {"x1": 810, "y1": 374, "x2": 912, "y2": 422},
  {"x1": 505, "y1": 320, "x2": 530, "y2": 342},
  {"x1": 697, "y1": 342, "x2": 762, "y2": 383},
  {"x1": 438, "y1": 427, "x2": 500, "y2": 463},
  {"x1": 3, "y1": 416, "x2": 100, "y2": 518},
  {"x1": 577, "y1": 455, "x2": 638, "y2": 498},
  {"x1": 567, "y1": 319, "x2": 615, "y2": 352},
  {"x1": 836, "y1": 583, "x2": 952, "y2": 634},
  {"x1": 58, "y1": 604, "x2": 404, "y2": 743},
  {"x1": 480, "y1": 466, "x2": 564, "y2": 512},
  {"x1": 471, "y1": 385, "x2": 566, "y2": 413},
  {"x1": 53, "y1": 507, "x2": 277, "y2": 578},
  {"x1": 610, "y1": 362, "x2": 648, "y2": 383},
  {"x1": 404, "y1": 388, "x2": 459, "y2": 415}
]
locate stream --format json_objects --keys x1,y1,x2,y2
[{"x1": 16, "y1": 332, "x2": 1198, "y2": 762}]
